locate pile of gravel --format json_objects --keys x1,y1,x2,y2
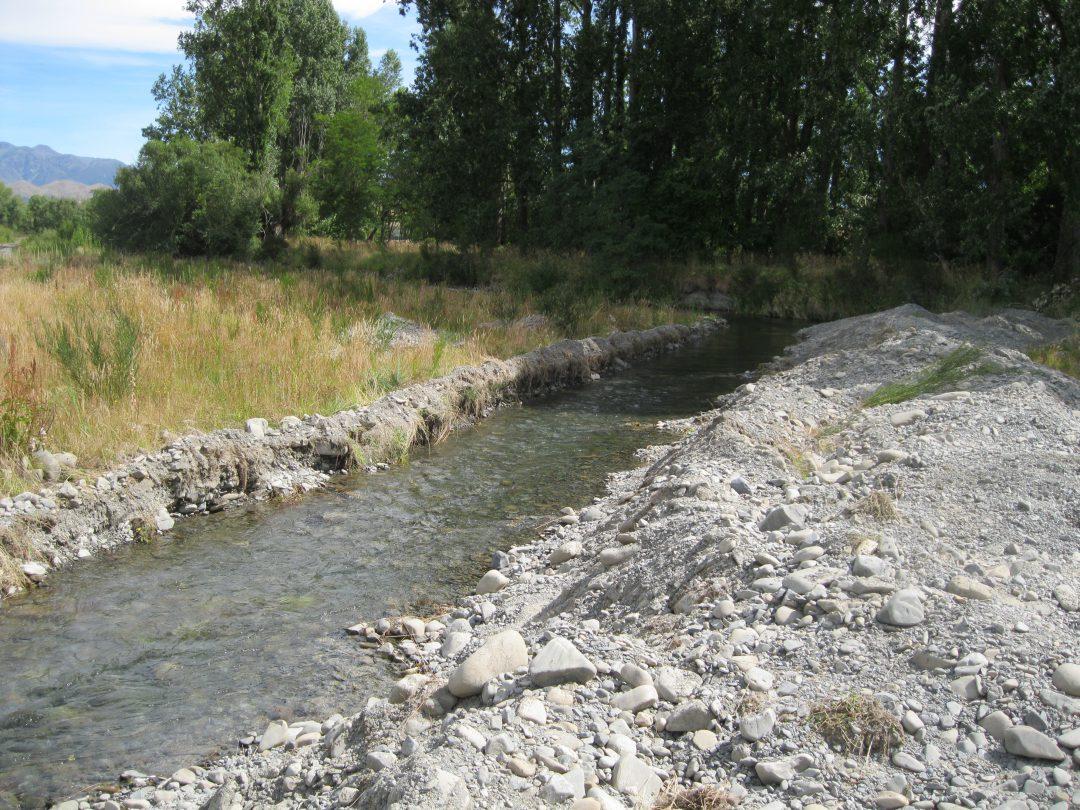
[{"x1": 86, "y1": 306, "x2": 1078, "y2": 810}]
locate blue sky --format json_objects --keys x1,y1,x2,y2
[{"x1": 0, "y1": 0, "x2": 420, "y2": 164}]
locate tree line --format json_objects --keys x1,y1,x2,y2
[
  {"x1": 401, "y1": 0, "x2": 1077, "y2": 280},
  {"x1": 85, "y1": 0, "x2": 1078, "y2": 282}
]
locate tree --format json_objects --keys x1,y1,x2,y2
[
  {"x1": 91, "y1": 138, "x2": 275, "y2": 256},
  {"x1": 314, "y1": 74, "x2": 390, "y2": 239},
  {"x1": 0, "y1": 182, "x2": 23, "y2": 230}
]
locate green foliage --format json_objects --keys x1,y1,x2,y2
[
  {"x1": 38, "y1": 305, "x2": 141, "y2": 402},
  {"x1": 0, "y1": 182, "x2": 23, "y2": 230},
  {"x1": 862, "y1": 346, "x2": 986, "y2": 407},
  {"x1": 90, "y1": 138, "x2": 274, "y2": 256},
  {"x1": 401, "y1": 0, "x2": 1078, "y2": 279},
  {"x1": 1028, "y1": 333, "x2": 1080, "y2": 380},
  {"x1": 313, "y1": 72, "x2": 392, "y2": 239}
]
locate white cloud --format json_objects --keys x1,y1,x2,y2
[
  {"x1": 0, "y1": 0, "x2": 190, "y2": 52},
  {"x1": 332, "y1": 0, "x2": 390, "y2": 18},
  {"x1": 0, "y1": 0, "x2": 390, "y2": 53}
]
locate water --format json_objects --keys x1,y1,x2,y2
[{"x1": 0, "y1": 319, "x2": 796, "y2": 807}]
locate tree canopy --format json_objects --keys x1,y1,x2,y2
[{"x1": 397, "y1": 0, "x2": 1078, "y2": 279}]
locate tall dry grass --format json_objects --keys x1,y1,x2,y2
[{"x1": 0, "y1": 244, "x2": 692, "y2": 494}]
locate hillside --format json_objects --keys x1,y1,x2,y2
[
  {"x1": 0, "y1": 142, "x2": 122, "y2": 188},
  {"x1": 7, "y1": 178, "x2": 110, "y2": 201}
]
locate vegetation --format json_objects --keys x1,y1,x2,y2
[
  {"x1": 0, "y1": 238, "x2": 691, "y2": 495},
  {"x1": 400, "y1": 0, "x2": 1078, "y2": 285},
  {"x1": 809, "y1": 693, "x2": 904, "y2": 759},
  {"x1": 862, "y1": 346, "x2": 987, "y2": 407},
  {"x1": 1028, "y1": 334, "x2": 1080, "y2": 380}
]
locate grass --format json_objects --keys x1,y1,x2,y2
[
  {"x1": 862, "y1": 345, "x2": 986, "y2": 407},
  {"x1": 0, "y1": 238, "x2": 694, "y2": 495},
  {"x1": 808, "y1": 693, "x2": 903, "y2": 759},
  {"x1": 858, "y1": 490, "x2": 899, "y2": 521},
  {"x1": 654, "y1": 785, "x2": 739, "y2": 810},
  {"x1": 1028, "y1": 333, "x2": 1080, "y2": 379}
]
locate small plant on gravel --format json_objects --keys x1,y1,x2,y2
[
  {"x1": 736, "y1": 691, "x2": 767, "y2": 716},
  {"x1": 862, "y1": 345, "x2": 985, "y2": 407},
  {"x1": 1028, "y1": 333, "x2": 1080, "y2": 380},
  {"x1": 777, "y1": 441, "x2": 814, "y2": 479},
  {"x1": 859, "y1": 490, "x2": 898, "y2": 521},
  {"x1": 0, "y1": 521, "x2": 38, "y2": 592},
  {"x1": 654, "y1": 784, "x2": 739, "y2": 809},
  {"x1": 809, "y1": 693, "x2": 903, "y2": 759}
]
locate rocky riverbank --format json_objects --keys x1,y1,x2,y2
[
  {"x1": 0, "y1": 320, "x2": 719, "y2": 601},
  {"x1": 60, "y1": 305, "x2": 1080, "y2": 810}
]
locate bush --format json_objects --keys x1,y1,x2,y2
[
  {"x1": 0, "y1": 182, "x2": 24, "y2": 230},
  {"x1": 39, "y1": 305, "x2": 140, "y2": 402},
  {"x1": 90, "y1": 138, "x2": 275, "y2": 256}
]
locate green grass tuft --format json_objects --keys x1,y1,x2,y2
[
  {"x1": 1027, "y1": 333, "x2": 1080, "y2": 380},
  {"x1": 862, "y1": 345, "x2": 985, "y2": 407}
]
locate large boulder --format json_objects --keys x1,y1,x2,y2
[
  {"x1": 529, "y1": 637, "x2": 596, "y2": 687},
  {"x1": 448, "y1": 630, "x2": 529, "y2": 697}
]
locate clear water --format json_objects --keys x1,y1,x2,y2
[{"x1": 0, "y1": 320, "x2": 795, "y2": 808}]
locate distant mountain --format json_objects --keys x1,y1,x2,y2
[
  {"x1": 0, "y1": 142, "x2": 123, "y2": 188},
  {"x1": 7, "y1": 179, "x2": 111, "y2": 201}
]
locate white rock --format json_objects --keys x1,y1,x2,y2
[
  {"x1": 476, "y1": 569, "x2": 509, "y2": 594},
  {"x1": 550, "y1": 541, "x2": 584, "y2": 564},
  {"x1": 245, "y1": 417, "x2": 268, "y2": 437},
  {"x1": 1052, "y1": 663, "x2": 1080, "y2": 697},
  {"x1": 530, "y1": 636, "x2": 597, "y2": 686},
  {"x1": 517, "y1": 696, "x2": 547, "y2": 724},
  {"x1": 1003, "y1": 726, "x2": 1065, "y2": 761},
  {"x1": 390, "y1": 673, "x2": 430, "y2": 704},
  {"x1": 890, "y1": 409, "x2": 925, "y2": 427},
  {"x1": 259, "y1": 720, "x2": 289, "y2": 751},
  {"x1": 611, "y1": 685, "x2": 658, "y2": 713},
  {"x1": 610, "y1": 755, "x2": 662, "y2": 805},
  {"x1": 20, "y1": 561, "x2": 48, "y2": 581},
  {"x1": 666, "y1": 700, "x2": 711, "y2": 732},
  {"x1": 755, "y1": 759, "x2": 795, "y2": 785},
  {"x1": 447, "y1": 629, "x2": 529, "y2": 697}
]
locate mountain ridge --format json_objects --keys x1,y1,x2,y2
[{"x1": 0, "y1": 141, "x2": 124, "y2": 188}]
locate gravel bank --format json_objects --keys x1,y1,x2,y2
[
  {"x1": 0, "y1": 321, "x2": 719, "y2": 601},
  {"x1": 65, "y1": 305, "x2": 1080, "y2": 810}
]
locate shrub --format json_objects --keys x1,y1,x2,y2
[
  {"x1": 809, "y1": 693, "x2": 903, "y2": 758},
  {"x1": 90, "y1": 137, "x2": 274, "y2": 256},
  {"x1": 39, "y1": 305, "x2": 140, "y2": 402}
]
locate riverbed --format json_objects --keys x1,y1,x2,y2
[{"x1": 0, "y1": 319, "x2": 796, "y2": 807}]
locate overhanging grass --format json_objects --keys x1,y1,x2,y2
[{"x1": 862, "y1": 346, "x2": 986, "y2": 407}]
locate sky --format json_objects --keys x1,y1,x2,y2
[{"x1": 0, "y1": 0, "x2": 421, "y2": 163}]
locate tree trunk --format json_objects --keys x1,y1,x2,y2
[
  {"x1": 879, "y1": 0, "x2": 909, "y2": 233},
  {"x1": 552, "y1": 0, "x2": 563, "y2": 171}
]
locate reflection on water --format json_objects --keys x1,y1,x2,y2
[{"x1": 0, "y1": 319, "x2": 796, "y2": 807}]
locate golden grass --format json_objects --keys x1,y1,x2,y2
[
  {"x1": 808, "y1": 693, "x2": 903, "y2": 759},
  {"x1": 0, "y1": 244, "x2": 692, "y2": 495}
]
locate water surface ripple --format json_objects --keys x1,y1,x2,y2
[{"x1": 0, "y1": 319, "x2": 795, "y2": 807}]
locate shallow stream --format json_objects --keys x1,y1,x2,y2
[{"x1": 0, "y1": 319, "x2": 796, "y2": 807}]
